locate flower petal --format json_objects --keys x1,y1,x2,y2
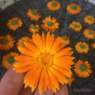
[
  {"x1": 50, "y1": 37, "x2": 61, "y2": 55},
  {"x1": 54, "y1": 47, "x2": 72, "y2": 58},
  {"x1": 18, "y1": 46, "x2": 38, "y2": 57}
]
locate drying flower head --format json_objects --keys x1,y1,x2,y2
[
  {"x1": 2, "y1": 52, "x2": 19, "y2": 69},
  {"x1": 41, "y1": 16, "x2": 59, "y2": 32},
  {"x1": 47, "y1": 0, "x2": 61, "y2": 11},
  {"x1": 83, "y1": 29, "x2": 95, "y2": 39},
  {"x1": 74, "y1": 60, "x2": 92, "y2": 78},
  {"x1": 75, "y1": 42, "x2": 89, "y2": 53},
  {"x1": 84, "y1": 15, "x2": 94, "y2": 25},
  {"x1": 69, "y1": 21, "x2": 82, "y2": 32},
  {"x1": 0, "y1": 34, "x2": 15, "y2": 51},
  {"x1": 27, "y1": 9, "x2": 41, "y2": 21},
  {"x1": 61, "y1": 35, "x2": 70, "y2": 45},
  {"x1": 29, "y1": 24, "x2": 40, "y2": 34},
  {"x1": 66, "y1": 3, "x2": 81, "y2": 14},
  {"x1": 13, "y1": 32, "x2": 74, "y2": 94},
  {"x1": 16, "y1": 37, "x2": 32, "y2": 47},
  {"x1": 7, "y1": 17, "x2": 22, "y2": 31}
]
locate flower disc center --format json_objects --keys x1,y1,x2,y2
[
  {"x1": 63, "y1": 37, "x2": 67, "y2": 41},
  {"x1": 31, "y1": 11, "x2": 37, "y2": 16},
  {"x1": 7, "y1": 56, "x2": 15, "y2": 64},
  {"x1": 80, "y1": 44, "x2": 85, "y2": 49},
  {"x1": 74, "y1": 24, "x2": 78, "y2": 28},
  {"x1": 12, "y1": 20, "x2": 18, "y2": 25},
  {"x1": 1, "y1": 39, "x2": 8, "y2": 45},
  {"x1": 32, "y1": 25, "x2": 36, "y2": 29},
  {"x1": 71, "y1": 5, "x2": 77, "y2": 10},
  {"x1": 88, "y1": 31, "x2": 92, "y2": 35},
  {"x1": 88, "y1": 17, "x2": 92, "y2": 21},
  {"x1": 79, "y1": 64, "x2": 87, "y2": 71},
  {"x1": 47, "y1": 22, "x2": 53, "y2": 27},
  {"x1": 21, "y1": 42, "x2": 25, "y2": 46},
  {"x1": 52, "y1": 3, "x2": 57, "y2": 7}
]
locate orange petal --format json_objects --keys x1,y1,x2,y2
[
  {"x1": 24, "y1": 41, "x2": 41, "y2": 55},
  {"x1": 46, "y1": 32, "x2": 50, "y2": 53},
  {"x1": 46, "y1": 34, "x2": 54, "y2": 53},
  {"x1": 18, "y1": 46, "x2": 38, "y2": 57},
  {"x1": 50, "y1": 37, "x2": 61, "y2": 55},
  {"x1": 14, "y1": 55, "x2": 37, "y2": 61},
  {"x1": 54, "y1": 47, "x2": 72, "y2": 59},
  {"x1": 42, "y1": 32, "x2": 46, "y2": 52},
  {"x1": 39, "y1": 69, "x2": 45, "y2": 95},
  {"x1": 49, "y1": 67, "x2": 68, "y2": 84},
  {"x1": 52, "y1": 65, "x2": 72, "y2": 77},
  {"x1": 29, "y1": 67, "x2": 42, "y2": 92},
  {"x1": 47, "y1": 68, "x2": 59, "y2": 90}
]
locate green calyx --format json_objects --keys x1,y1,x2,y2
[
  {"x1": 32, "y1": 25, "x2": 36, "y2": 29},
  {"x1": 88, "y1": 31, "x2": 92, "y2": 35},
  {"x1": 1, "y1": 39, "x2": 8, "y2": 45},
  {"x1": 12, "y1": 20, "x2": 18, "y2": 25},
  {"x1": 31, "y1": 11, "x2": 37, "y2": 16},
  {"x1": 79, "y1": 64, "x2": 87, "y2": 71},
  {"x1": 88, "y1": 17, "x2": 92, "y2": 21},
  {"x1": 71, "y1": 5, "x2": 77, "y2": 10},
  {"x1": 52, "y1": 3, "x2": 57, "y2": 7},
  {"x1": 47, "y1": 22, "x2": 53, "y2": 27},
  {"x1": 80, "y1": 44, "x2": 85, "y2": 49},
  {"x1": 74, "y1": 24, "x2": 78, "y2": 28},
  {"x1": 21, "y1": 42, "x2": 25, "y2": 47},
  {"x1": 63, "y1": 37, "x2": 67, "y2": 41},
  {"x1": 7, "y1": 56, "x2": 15, "y2": 64}
]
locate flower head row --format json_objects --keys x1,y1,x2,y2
[
  {"x1": 7, "y1": 17, "x2": 22, "y2": 31},
  {"x1": 74, "y1": 60, "x2": 92, "y2": 78},
  {"x1": 27, "y1": 9, "x2": 41, "y2": 21},
  {"x1": 13, "y1": 32, "x2": 74, "y2": 94},
  {"x1": 0, "y1": 34, "x2": 15, "y2": 51},
  {"x1": 69, "y1": 21, "x2": 82, "y2": 32},
  {"x1": 84, "y1": 15, "x2": 95, "y2": 25},
  {"x1": 66, "y1": 3, "x2": 81, "y2": 15},
  {"x1": 75, "y1": 42, "x2": 89, "y2": 53},
  {"x1": 47, "y1": 0, "x2": 61, "y2": 11},
  {"x1": 2, "y1": 52, "x2": 19, "y2": 69},
  {"x1": 41, "y1": 16, "x2": 59, "y2": 32}
]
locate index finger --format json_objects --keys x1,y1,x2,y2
[{"x1": 0, "y1": 61, "x2": 25, "y2": 95}]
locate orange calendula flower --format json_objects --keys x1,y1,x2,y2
[
  {"x1": 0, "y1": 34, "x2": 15, "y2": 51},
  {"x1": 41, "y1": 16, "x2": 59, "y2": 32},
  {"x1": 84, "y1": 15, "x2": 94, "y2": 25},
  {"x1": 61, "y1": 35, "x2": 70, "y2": 45},
  {"x1": 2, "y1": 52, "x2": 19, "y2": 69},
  {"x1": 47, "y1": 0, "x2": 61, "y2": 11},
  {"x1": 27, "y1": 9, "x2": 41, "y2": 21},
  {"x1": 91, "y1": 41, "x2": 95, "y2": 48},
  {"x1": 69, "y1": 21, "x2": 82, "y2": 32},
  {"x1": 83, "y1": 29, "x2": 95, "y2": 39},
  {"x1": 75, "y1": 42, "x2": 89, "y2": 53},
  {"x1": 74, "y1": 60, "x2": 92, "y2": 78},
  {"x1": 66, "y1": 3, "x2": 81, "y2": 15},
  {"x1": 13, "y1": 32, "x2": 74, "y2": 94},
  {"x1": 16, "y1": 37, "x2": 32, "y2": 47},
  {"x1": 7, "y1": 17, "x2": 22, "y2": 31},
  {"x1": 66, "y1": 73, "x2": 75, "y2": 86},
  {"x1": 29, "y1": 24, "x2": 40, "y2": 34}
]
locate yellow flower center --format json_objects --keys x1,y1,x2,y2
[
  {"x1": 31, "y1": 11, "x2": 37, "y2": 16},
  {"x1": 71, "y1": 5, "x2": 77, "y2": 10},
  {"x1": 88, "y1": 31, "x2": 92, "y2": 35},
  {"x1": 79, "y1": 64, "x2": 87, "y2": 71},
  {"x1": 1, "y1": 39, "x2": 8, "y2": 45},
  {"x1": 7, "y1": 56, "x2": 15, "y2": 64},
  {"x1": 38, "y1": 53, "x2": 54, "y2": 67},
  {"x1": 74, "y1": 24, "x2": 78, "y2": 28},
  {"x1": 12, "y1": 20, "x2": 18, "y2": 25},
  {"x1": 51, "y1": 3, "x2": 57, "y2": 7},
  {"x1": 80, "y1": 44, "x2": 85, "y2": 49},
  {"x1": 88, "y1": 17, "x2": 92, "y2": 21},
  {"x1": 47, "y1": 22, "x2": 53, "y2": 27}
]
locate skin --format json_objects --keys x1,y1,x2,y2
[{"x1": 0, "y1": 61, "x2": 68, "y2": 95}]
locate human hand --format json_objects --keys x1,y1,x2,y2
[{"x1": 0, "y1": 61, "x2": 68, "y2": 95}]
